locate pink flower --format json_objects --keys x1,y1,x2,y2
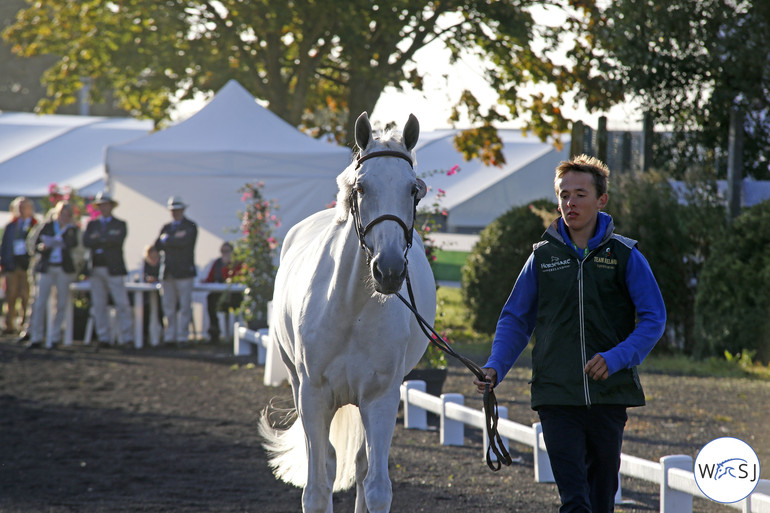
[
  {"x1": 438, "y1": 188, "x2": 445, "y2": 195},
  {"x1": 446, "y1": 165, "x2": 460, "y2": 176},
  {"x1": 441, "y1": 209, "x2": 448, "y2": 216},
  {"x1": 48, "y1": 183, "x2": 58, "y2": 194}
]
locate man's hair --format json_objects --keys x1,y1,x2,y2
[{"x1": 554, "y1": 154, "x2": 610, "y2": 197}]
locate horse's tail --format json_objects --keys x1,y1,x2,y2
[{"x1": 259, "y1": 403, "x2": 364, "y2": 492}]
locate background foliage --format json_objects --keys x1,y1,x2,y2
[
  {"x1": 3, "y1": 0, "x2": 574, "y2": 159},
  {"x1": 694, "y1": 200, "x2": 770, "y2": 363},
  {"x1": 461, "y1": 198, "x2": 556, "y2": 334}
]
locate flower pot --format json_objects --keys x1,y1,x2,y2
[{"x1": 403, "y1": 367, "x2": 448, "y2": 397}]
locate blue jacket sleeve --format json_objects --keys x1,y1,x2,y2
[
  {"x1": 598, "y1": 247, "x2": 666, "y2": 376},
  {"x1": 483, "y1": 252, "x2": 538, "y2": 386}
]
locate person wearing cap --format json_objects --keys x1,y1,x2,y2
[
  {"x1": 26, "y1": 201, "x2": 80, "y2": 348},
  {"x1": 83, "y1": 192, "x2": 133, "y2": 347},
  {"x1": 154, "y1": 196, "x2": 198, "y2": 345},
  {"x1": 1, "y1": 196, "x2": 38, "y2": 335}
]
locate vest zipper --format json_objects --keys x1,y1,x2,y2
[{"x1": 577, "y1": 260, "x2": 591, "y2": 407}]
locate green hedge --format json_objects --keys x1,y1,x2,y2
[
  {"x1": 461, "y1": 199, "x2": 556, "y2": 334},
  {"x1": 695, "y1": 200, "x2": 770, "y2": 362}
]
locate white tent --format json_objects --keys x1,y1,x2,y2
[
  {"x1": 105, "y1": 80, "x2": 351, "y2": 271},
  {"x1": 0, "y1": 111, "x2": 152, "y2": 206},
  {"x1": 415, "y1": 129, "x2": 570, "y2": 232}
]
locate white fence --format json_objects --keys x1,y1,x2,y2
[
  {"x1": 234, "y1": 326, "x2": 770, "y2": 513},
  {"x1": 401, "y1": 380, "x2": 770, "y2": 513}
]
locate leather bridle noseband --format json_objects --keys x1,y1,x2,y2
[
  {"x1": 349, "y1": 150, "x2": 418, "y2": 262},
  {"x1": 350, "y1": 148, "x2": 513, "y2": 472}
]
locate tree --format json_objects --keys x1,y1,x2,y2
[
  {"x1": 3, "y1": 0, "x2": 582, "y2": 155},
  {"x1": 555, "y1": 0, "x2": 770, "y2": 178}
]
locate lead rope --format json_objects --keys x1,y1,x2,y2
[{"x1": 396, "y1": 272, "x2": 513, "y2": 471}]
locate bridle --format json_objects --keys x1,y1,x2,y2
[
  {"x1": 349, "y1": 150, "x2": 417, "y2": 262},
  {"x1": 350, "y1": 149, "x2": 513, "y2": 472}
]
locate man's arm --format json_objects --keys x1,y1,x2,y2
[{"x1": 481, "y1": 252, "x2": 539, "y2": 388}]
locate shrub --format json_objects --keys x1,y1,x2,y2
[
  {"x1": 461, "y1": 199, "x2": 556, "y2": 334},
  {"x1": 694, "y1": 200, "x2": 770, "y2": 363}
]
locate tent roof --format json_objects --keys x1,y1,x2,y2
[
  {"x1": 109, "y1": 79, "x2": 347, "y2": 156},
  {"x1": 0, "y1": 112, "x2": 153, "y2": 197},
  {"x1": 415, "y1": 129, "x2": 569, "y2": 227}
]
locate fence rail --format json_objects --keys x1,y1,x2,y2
[
  {"x1": 400, "y1": 380, "x2": 770, "y2": 513},
  {"x1": 234, "y1": 325, "x2": 770, "y2": 513}
]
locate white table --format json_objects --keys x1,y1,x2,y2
[{"x1": 62, "y1": 280, "x2": 246, "y2": 349}]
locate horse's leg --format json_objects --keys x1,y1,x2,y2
[
  {"x1": 359, "y1": 388, "x2": 401, "y2": 513},
  {"x1": 354, "y1": 439, "x2": 368, "y2": 513},
  {"x1": 298, "y1": 384, "x2": 336, "y2": 513}
]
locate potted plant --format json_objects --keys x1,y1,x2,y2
[{"x1": 232, "y1": 181, "x2": 279, "y2": 330}]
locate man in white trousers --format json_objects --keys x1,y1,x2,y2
[
  {"x1": 154, "y1": 196, "x2": 198, "y2": 345},
  {"x1": 82, "y1": 192, "x2": 134, "y2": 347}
]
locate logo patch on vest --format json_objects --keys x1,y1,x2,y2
[
  {"x1": 594, "y1": 246, "x2": 618, "y2": 269},
  {"x1": 540, "y1": 255, "x2": 572, "y2": 273}
]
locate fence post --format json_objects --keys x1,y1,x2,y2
[
  {"x1": 482, "y1": 405, "x2": 509, "y2": 463},
  {"x1": 233, "y1": 322, "x2": 251, "y2": 356},
  {"x1": 440, "y1": 393, "x2": 464, "y2": 446},
  {"x1": 256, "y1": 329, "x2": 268, "y2": 365},
  {"x1": 597, "y1": 116, "x2": 608, "y2": 163},
  {"x1": 403, "y1": 380, "x2": 427, "y2": 430},
  {"x1": 660, "y1": 455, "x2": 693, "y2": 513},
  {"x1": 533, "y1": 422, "x2": 554, "y2": 483},
  {"x1": 570, "y1": 121, "x2": 584, "y2": 158}
]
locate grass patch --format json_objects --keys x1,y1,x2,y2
[
  {"x1": 432, "y1": 250, "x2": 469, "y2": 282},
  {"x1": 434, "y1": 286, "x2": 489, "y2": 346},
  {"x1": 641, "y1": 352, "x2": 770, "y2": 380}
]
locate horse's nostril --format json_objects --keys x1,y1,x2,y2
[{"x1": 372, "y1": 261, "x2": 383, "y2": 281}]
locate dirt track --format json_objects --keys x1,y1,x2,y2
[{"x1": 1, "y1": 338, "x2": 767, "y2": 512}]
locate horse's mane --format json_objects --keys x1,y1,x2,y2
[{"x1": 334, "y1": 128, "x2": 418, "y2": 224}]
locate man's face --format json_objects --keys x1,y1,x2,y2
[
  {"x1": 98, "y1": 202, "x2": 114, "y2": 218},
  {"x1": 171, "y1": 208, "x2": 185, "y2": 221},
  {"x1": 556, "y1": 170, "x2": 607, "y2": 234}
]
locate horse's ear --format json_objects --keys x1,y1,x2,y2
[
  {"x1": 403, "y1": 114, "x2": 419, "y2": 151},
  {"x1": 355, "y1": 112, "x2": 373, "y2": 151}
]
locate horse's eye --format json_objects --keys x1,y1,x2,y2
[
  {"x1": 411, "y1": 184, "x2": 419, "y2": 196},
  {"x1": 356, "y1": 184, "x2": 364, "y2": 195}
]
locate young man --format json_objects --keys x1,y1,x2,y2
[
  {"x1": 82, "y1": 192, "x2": 134, "y2": 346},
  {"x1": 473, "y1": 155, "x2": 666, "y2": 513},
  {"x1": 154, "y1": 196, "x2": 197, "y2": 345}
]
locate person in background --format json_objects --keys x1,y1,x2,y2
[
  {"x1": 1, "y1": 197, "x2": 37, "y2": 336},
  {"x1": 26, "y1": 201, "x2": 80, "y2": 348},
  {"x1": 473, "y1": 155, "x2": 666, "y2": 513},
  {"x1": 82, "y1": 192, "x2": 133, "y2": 347},
  {"x1": 154, "y1": 196, "x2": 197, "y2": 345},
  {"x1": 202, "y1": 241, "x2": 243, "y2": 342},
  {"x1": 141, "y1": 244, "x2": 162, "y2": 339}
]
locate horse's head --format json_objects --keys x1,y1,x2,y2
[{"x1": 336, "y1": 112, "x2": 426, "y2": 294}]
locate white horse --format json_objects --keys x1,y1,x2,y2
[{"x1": 259, "y1": 112, "x2": 436, "y2": 513}]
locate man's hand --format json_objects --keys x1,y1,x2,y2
[
  {"x1": 584, "y1": 354, "x2": 609, "y2": 381},
  {"x1": 473, "y1": 367, "x2": 497, "y2": 394}
]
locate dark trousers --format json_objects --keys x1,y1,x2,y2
[
  {"x1": 206, "y1": 292, "x2": 242, "y2": 336},
  {"x1": 537, "y1": 405, "x2": 628, "y2": 513}
]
